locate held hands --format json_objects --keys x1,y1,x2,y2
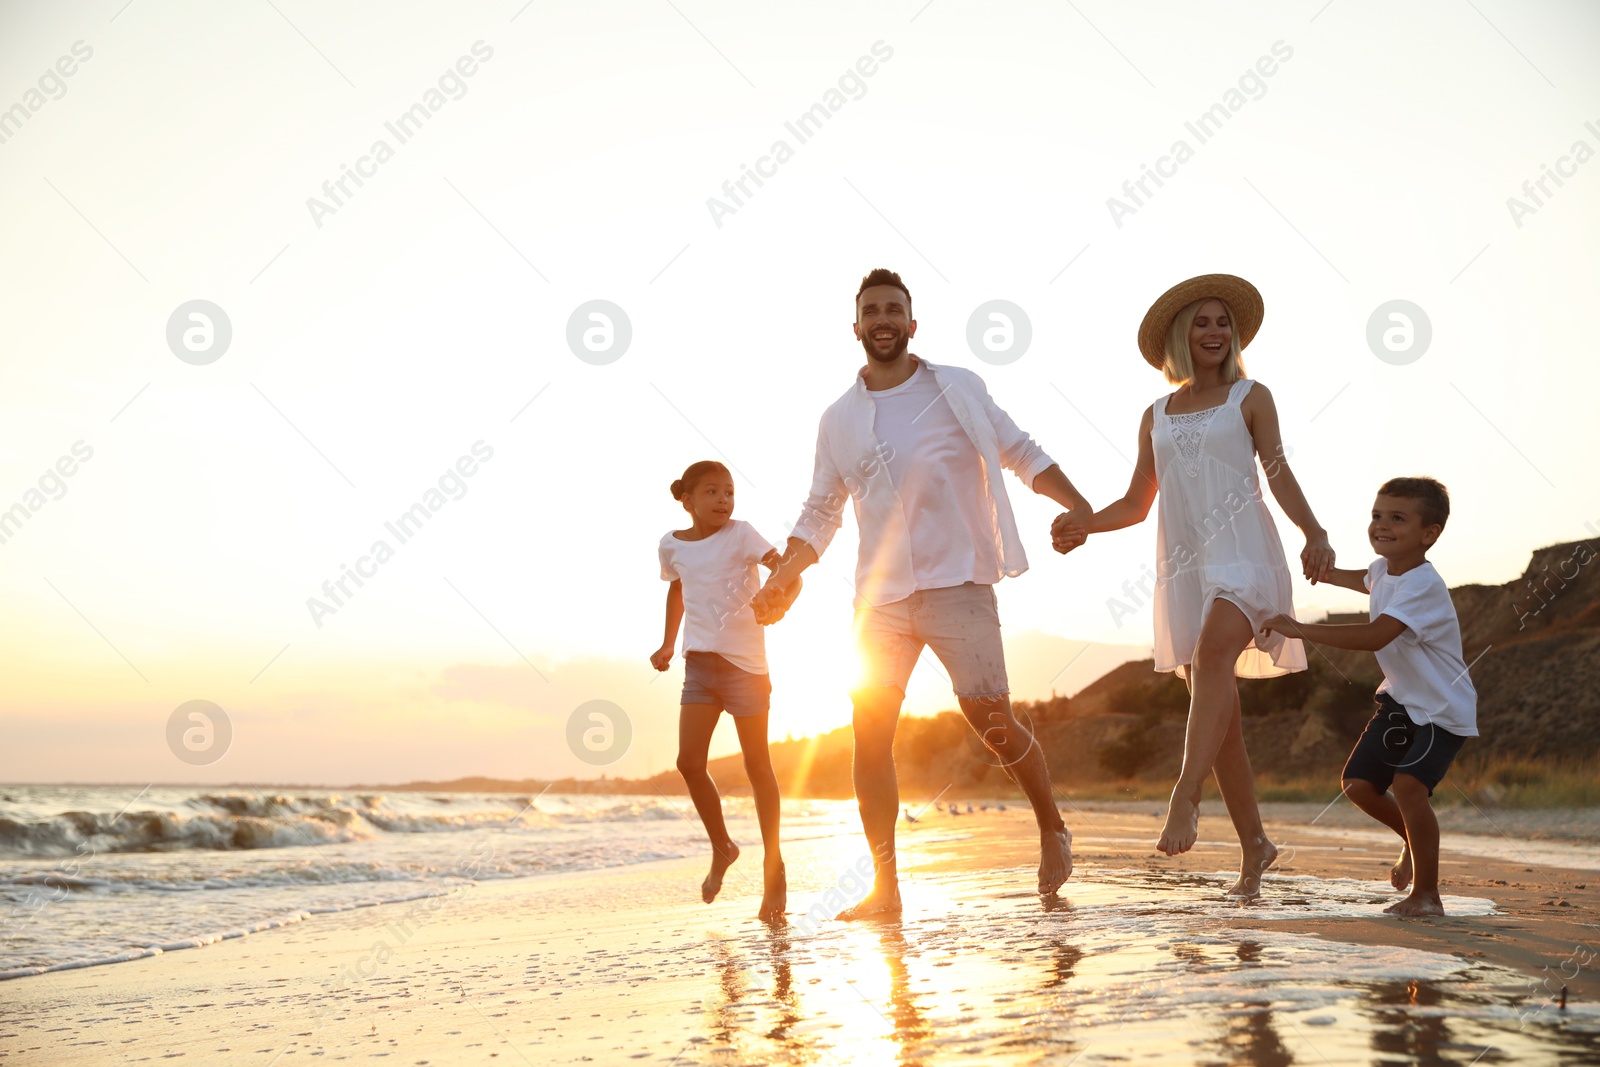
[
  {"x1": 1301, "y1": 532, "x2": 1335, "y2": 584},
  {"x1": 751, "y1": 575, "x2": 804, "y2": 626},
  {"x1": 1050, "y1": 512, "x2": 1089, "y2": 555},
  {"x1": 1261, "y1": 613, "x2": 1304, "y2": 639}
]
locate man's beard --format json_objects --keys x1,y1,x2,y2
[{"x1": 860, "y1": 327, "x2": 908, "y2": 363}]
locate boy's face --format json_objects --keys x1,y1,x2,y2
[
  {"x1": 684, "y1": 476, "x2": 735, "y2": 530},
  {"x1": 1368, "y1": 493, "x2": 1440, "y2": 557}
]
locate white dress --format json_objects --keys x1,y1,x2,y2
[{"x1": 1150, "y1": 378, "x2": 1306, "y2": 679}]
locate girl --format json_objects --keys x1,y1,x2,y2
[
  {"x1": 651, "y1": 460, "x2": 800, "y2": 921},
  {"x1": 1053, "y1": 274, "x2": 1333, "y2": 896}
]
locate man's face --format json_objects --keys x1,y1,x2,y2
[{"x1": 853, "y1": 285, "x2": 915, "y2": 363}]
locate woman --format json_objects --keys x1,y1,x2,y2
[{"x1": 1054, "y1": 274, "x2": 1333, "y2": 896}]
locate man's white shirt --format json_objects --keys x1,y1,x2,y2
[{"x1": 790, "y1": 356, "x2": 1056, "y2": 609}]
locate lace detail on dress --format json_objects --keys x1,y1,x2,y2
[{"x1": 1166, "y1": 406, "x2": 1223, "y2": 478}]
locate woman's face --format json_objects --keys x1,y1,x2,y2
[{"x1": 1187, "y1": 299, "x2": 1233, "y2": 373}]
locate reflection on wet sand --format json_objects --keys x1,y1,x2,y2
[{"x1": 660, "y1": 866, "x2": 1600, "y2": 1065}]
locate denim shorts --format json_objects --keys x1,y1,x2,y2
[
  {"x1": 853, "y1": 582, "x2": 1009, "y2": 700},
  {"x1": 681, "y1": 651, "x2": 771, "y2": 717},
  {"x1": 1342, "y1": 693, "x2": 1468, "y2": 796}
]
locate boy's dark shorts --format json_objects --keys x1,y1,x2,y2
[
  {"x1": 681, "y1": 651, "x2": 771, "y2": 717},
  {"x1": 1342, "y1": 693, "x2": 1468, "y2": 796}
]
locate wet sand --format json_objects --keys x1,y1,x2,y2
[{"x1": 4, "y1": 804, "x2": 1599, "y2": 1065}]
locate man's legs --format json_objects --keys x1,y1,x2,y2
[
  {"x1": 839, "y1": 684, "x2": 906, "y2": 918},
  {"x1": 838, "y1": 596, "x2": 919, "y2": 920},
  {"x1": 958, "y1": 692, "x2": 1072, "y2": 893},
  {"x1": 923, "y1": 583, "x2": 1072, "y2": 894}
]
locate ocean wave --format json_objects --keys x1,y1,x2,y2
[
  {"x1": 0, "y1": 809, "x2": 376, "y2": 857},
  {"x1": 0, "y1": 791, "x2": 835, "y2": 858}
]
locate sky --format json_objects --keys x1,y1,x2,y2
[{"x1": 1, "y1": 0, "x2": 1597, "y2": 786}]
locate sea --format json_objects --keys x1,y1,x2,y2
[{"x1": 0, "y1": 784, "x2": 862, "y2": 980}]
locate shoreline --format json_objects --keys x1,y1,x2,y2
[{"x1": 4, "y1": 806, "x2": 1599, "y2": 1064}]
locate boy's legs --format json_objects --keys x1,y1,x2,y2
[
  {"x1": 677, "y1": 702, "x2": 739, "y2": 902},
  {"x1": 1385, "y1": 772, "x2": 1444, "y2": 915},
  {"x1": 1341, "y1": 695, "x2": 1446, "y2": 893},
  {"x1": 1342, "y1": 778, "x2": 1414, "y2": 890},
  {"x1": 731, "y1": 710, "x2": 786, "y2": 920}
]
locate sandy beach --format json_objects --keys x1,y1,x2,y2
[{"x1": 4, "y1": 801, "x2": 1599, "y2": 1066}]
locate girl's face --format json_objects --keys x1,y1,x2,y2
[
  {"x1": 683, "y1": 475, "x2": 735, "y2": 530},
  {"x1": 1187, "y1": 299, "x2": 1233, "y2": 374}
]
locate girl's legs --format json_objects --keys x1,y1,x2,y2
[
  {"x1": 677, "y1": 703, "x2": 739, "y2": 902},
  {"x1": 731, "y1": 711, "x2": 786, "y2": 921},
  {"x1": 1157, "y1": 598, "x2": 1256, "y2": 856}
]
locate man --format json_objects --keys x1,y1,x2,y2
[{"x1": 752, "y1": 268, "x2": 1092, "y2": 917}]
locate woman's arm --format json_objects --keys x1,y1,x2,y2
[
  {"x1": 1241, "y1": 383, "x2": 1334, "y2": 583},
  {"x1": 1053, "y1": 405, "x2": 1158, "y2": 552},
  {"x1": 650, "y1": 580, "x2": 684, "y2": 670}
]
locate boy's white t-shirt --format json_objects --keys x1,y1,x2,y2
[
  {"x1": 659, "y1": 519, "x2": 776, "y2": 675},
  {"x1": 1365, "y1": 557, "x2": 1479, "y2": 736}
]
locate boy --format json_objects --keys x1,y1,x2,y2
[{"x1": 1263, "y1": 477, "x2": 1477, "y2": 916}]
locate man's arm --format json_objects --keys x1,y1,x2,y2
[
  {"x1": 786, "y1": 420, "x2": 849, "y2": 563},
  {"x1": 753, "y1": 419, "x2": 842, "y2": 625},
  {"x1": 1031, "y1": 464, "x2": 1093, "y2": 535},
  {"x1": 1263, "y1": 612, "x2": 1405, "y2": 652},
  {"x1": 970, "y1": 373, "x2": 1093, "y2": 547},
  {"x1": 752, "y1": 538, "x2": 817, "y2": 624}
]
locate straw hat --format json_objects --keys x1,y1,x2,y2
[{"x1": 1137, "y1": 274, "x2": 1264, "y2": 371}]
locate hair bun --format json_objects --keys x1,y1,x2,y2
[{"x1": 670, "y1": 478, "x2": 684, "y2": 500}]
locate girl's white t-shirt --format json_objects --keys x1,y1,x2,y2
[
  {"x1": 1366, "y1": 557, "x2": 1479, "y2": 737},
  {"x1": 659, "y1": 519, "x2": 776, "y2": 675}
]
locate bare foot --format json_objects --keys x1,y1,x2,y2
[
  {"x1": 1156, "y1": 789, "x2": 1200, "y2": 856},
  {"x1": 837, "y1": 881, "x2": 901, "y2": 921},
  {"x1": 1225, "y1": 837, "x2": 1279, "y2": 898},
  {"x1": 758, "y1": 862, "x2": 786, "y2": 922},
  {"x1": 1384, "y1": 891, "x2": 1444, "y2": 916},
  {"x1": 1389, "y1": 844, "x2": 1413, "y2": 891},
  {"x1": 702, "y1": 841, "x2": 740, "y2": 903},
  {"x1": 1038, "y1": 829, "x2": 1074, "y2": 896}
]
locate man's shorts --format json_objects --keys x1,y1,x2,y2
[
  {"x1": 1342, "y1": 692, "x2": 1468, "y2": 796},
  {"x1": 681, "y1": 651, "x2": 771, "y2": 717},
  {"x1": 853, "y1": 582, "x2": 1009, "y2": 700}
]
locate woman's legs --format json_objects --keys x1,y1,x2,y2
[
  {"x1": 677, "y1": 703, "x2": 739, "y2": 902},
  {"x1": 1211, "y1": 686, "x2": 1279, "y2": 895},
  {"x1": 731, "y1": 711, "x2": 786, "y2": 921},
  {"x1": 1157, "y1": 598, "x2": 1256, "y2": 856}
]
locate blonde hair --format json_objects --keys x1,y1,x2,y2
[{"x1": 1163, "y1": 297, "x2": 1248, "y2": 385}]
